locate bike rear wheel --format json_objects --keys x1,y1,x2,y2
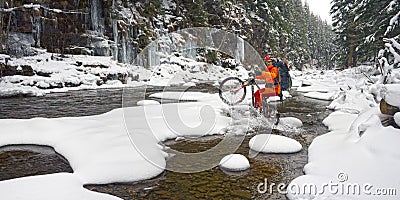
[{"x1": 219, "y1": 77, "x2": 247, "y2": 106}]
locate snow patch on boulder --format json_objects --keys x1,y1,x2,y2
[
  {"x1": 219, "y1": 154, "x2": 250, "y2": 171},
  {"x1": 382, "y1": 84, "x2": 400, "y2": 108},
  {"x1": 279, "y1": 117, "x2": 303, "y2": 128},
  {"x1": 137, "y1": 100, "x2": 160, "y2": 106},
  {"x1": 304, "y1": 91, "x2": 336, "y2": 101},
  {"x1": 394, "y1": 112, "x2": 400, "y2": 127},
  {"x1": 249, "y1": 134, "x2": 302, "y2": 153},
  {"x1": 322, "y1": 111, "x2": 358, "y2": 131}
]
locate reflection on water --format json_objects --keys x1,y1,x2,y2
[{"x1": 0, "y1": 145, "x2": 73, "y2": 181}]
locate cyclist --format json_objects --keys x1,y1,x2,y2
[{"x1": 253, "y1": 55, "x2": 281, "y2": 109}]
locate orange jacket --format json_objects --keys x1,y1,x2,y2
[
  {"x1": 256, "y1": 65, "x2": 279, "y2": 84},
  {"x1": 256, "y1": 65, "x2": 281, "y2": 96}
]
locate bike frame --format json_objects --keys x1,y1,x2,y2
[{"x1": 242, "y1": 73, "x2": 260, "y2": 108}]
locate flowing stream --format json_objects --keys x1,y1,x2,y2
[{"x1": 0, "y1": 84, "x2": 331, "y2": 199}]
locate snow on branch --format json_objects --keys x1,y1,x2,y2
[
  {"x1": 384, "y1": 0, "x2": 399, "y2": 36},
  {"x1": 384, "y1": 38, "x2": 400, "y2": 65},
  {"x1": 0, "y1": 3, "x2": 88, "y2": 15},
  {"x1": 385, "y1": 11, "x2": 400, "y2": 36}
]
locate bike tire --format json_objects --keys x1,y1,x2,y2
[{"x1": 219, "y1": 77, "x2": 247, "y2": 106}]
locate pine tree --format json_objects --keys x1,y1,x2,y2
[
  {"x1": 353, "y1": 0, "x2": 391, "y2": 64},
  {"x1": 331, "y1": 0, "x2": 359, "y2": 68}
]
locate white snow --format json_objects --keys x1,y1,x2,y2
[
  {"x1": 149, "y1": 91, "x2": 214, "y2": 101},
  {"x1": 219, "y1": 154, "x2": 250, "y2": 171},
  {"x1": 182, "y1": 82, "x2": 196, "y2": 87},
  {"x1": 0, "y1": 82, "x2": 47, "y2": 97},
  {"x1": 249, "y1": 134, "x2": 302, "y2": 153},
  {"x1": 304, "y1": 91, "x2": 336, "y2": 101},
  {"x1": 327, "y1": 89, "x2": 375, "y2": 114},
  {"x1": 288, "y1": 66, "x2": 400, "y2": 199},
  {"x1": 0, "y1": 52, "x2": 248, "y2": 97},
  {"x1": 0, "y1": 108, "x2": 167, "y2": 184},
  {"x1": 0, "y1": 53, "x2": 132, "y2": 96},
  {"x1": 288, "y1": 113, "x2": 400, "y2": 199},
  {"x1": 381, "y1": 84, "x2": 400, "y2": 108},
  {"x1": 0, "y1": 173, "x2": 121, "y2": 200},
  {"x1": 322, "y1": 111, "x2": 358, "y2": 131},
  {"x1": 394, "y1": 112, "x2": 400, "y2": 126},
  {"x1": 0, "y1": 54, "x2": 11, "y2": 60},
  {"x1": 137, "y1": 100, "x2": 160, "y2": 106},
  {"x1": 0, "y1": 94, "x2": 233, "y2": 199}
]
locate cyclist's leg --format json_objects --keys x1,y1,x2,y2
[{"x1": 254, "y1": 88, "x2": 264, "y2": 110}]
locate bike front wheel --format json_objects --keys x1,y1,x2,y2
[{"x1": 219, "y1": 77, "x2": 247, "y2": 106}]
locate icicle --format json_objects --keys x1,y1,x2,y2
[
  {"x1": 148, "y1": 42, "x2": 160, "y2": 68},
  {"x1": 90, "y1": 0, "x2": 104, "y2": 34},
  {"x1": 33, "y1": 12, "x2": 41, "y2": 47},
  {"x1": 121, "y1": 34, "x2": 127, "y2": 63},
  {"x1": 236, "y1": 36, "x2": 244, "y2": 62},
  {"x1": 90, "y1": 0, "x2": 98, "y2": 32},
  {"x1": 112, "y1": 0, "x2": 118, "y2": 61}
]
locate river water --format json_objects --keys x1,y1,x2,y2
[{"x1": 0, "y1": 85, "x2": 331, "y2": 199}]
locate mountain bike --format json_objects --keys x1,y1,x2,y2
[{"x1": 218, "y1": 72, "x2": 280, "y2": 125}]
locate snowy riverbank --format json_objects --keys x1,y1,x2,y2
[
  {"x1": 0, "y1": 52, "x2": 248, "y2": 97},
  {"x1": 288, "y1": 66, "x2": 400, "y2": 199}
]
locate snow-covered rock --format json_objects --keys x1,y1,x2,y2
[
  {"x1": 394, "y1": 112, "x2": 400, "y2": 126},
  {"x1": 304, "y1": 91, "x2": 336, "y2": 101},
  {"x1": 249, "y1": 134, "x2": 302, "y2": 153},
  {"x1": 182, "y1": 82, "x2": 196, "y2": 87},
  {"x1": 219, "y1": 154, "x2": 250, "y2": 171},
  {"x1": 322, "y1": 111, "x2": 358, "y2": 131},
  {"x1": 137, "y1": 100, "x2": 160, "y2": 106},
  {"x1": 382, "y1": 84, "x2": 400, "y2": 108},
  {"x1": 279, "y1": 117, "x2": 303, "y2": 128},
  {"x1": 327, "y1": 89, "x2": 375, "y2": 114},
  {"x1": 224, "y1": 125, "x2": 248, "y2": 136},
  {"x1": 149, "y1": 91, "x2": 214, "y2": 101}
]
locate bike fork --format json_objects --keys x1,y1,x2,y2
[{"x1": 251, "y1": 85, "x2": 255, "y2": 108}]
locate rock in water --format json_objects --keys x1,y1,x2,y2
[
  {"x1": 219, "y1": 154, "x2": 250, "y2": 171},
  {"x1": 249, "y1": 134, "x2": 302, "y2": 153},
  {"x1": 279, "y1": 117, "x2": 303, "y2": 128}
]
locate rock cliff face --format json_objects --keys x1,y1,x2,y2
[
  {"x1": 0, "y1": 0, "x2": 272, "y2": 63},
  {"x1": 1, "y1": 0, "x2": 135, "y2": 62}
]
